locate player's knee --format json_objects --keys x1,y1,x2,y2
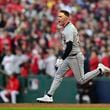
[
  {"x1": 55, "y1": 71, "x2": 63, "y2": 78},
  {"x1": 54, "y1": 73, "x2": 63, "y2": 81}
]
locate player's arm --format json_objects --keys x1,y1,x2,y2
[
  {"x1": 61, "y1": 41, "x2": 73, "y2": 60},
  {"x1": 61, "y1": 26, "x2": 75, "y2": 60},
  {"x1": 55, "y1": 41, "x2": 72, "y2": 67}
]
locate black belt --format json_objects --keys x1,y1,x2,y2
[{"x1": 69, "y1": 53, "x2": 78, "y2": 56}]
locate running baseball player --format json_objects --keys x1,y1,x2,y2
[{"x1": 36, "y1": 10, "x2": 110, "y2": 103}]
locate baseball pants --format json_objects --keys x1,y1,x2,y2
[{"x1": 48, "y1": 52, "x2": 100, "y2": 96}]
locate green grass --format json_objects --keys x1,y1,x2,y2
[{"x1": 0, "y1": 108, "x2": 110, "y2": 110}]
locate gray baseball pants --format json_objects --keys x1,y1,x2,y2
[{"x1": 48, "y1": 52, "x2": 100, "y2": 96}]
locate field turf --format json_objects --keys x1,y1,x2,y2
[
  {"x1": 0, "y1": 104, "x2": 110, "y2": 110},
  {"x1": 0, "y1": 108, "x2": 110, "y2": 110}
]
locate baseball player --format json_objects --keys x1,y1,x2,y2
[{"x1": 36, "y1": 10, "x2": 110, "y2": 103}]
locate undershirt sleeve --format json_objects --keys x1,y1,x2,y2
[{"x1": 61, "y1": 41, "x2": 73, "y2": 60}]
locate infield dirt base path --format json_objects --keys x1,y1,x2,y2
[{"x1": 0, "y1": 104, "x2": 110, "y2": 108}]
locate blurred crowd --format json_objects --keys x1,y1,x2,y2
[
  {"x1": 0, "y1": 0, "x2": 110, "y2": 103},
  {"x1": 0, "y1": 0, "x2": 110, "y2": 77}
]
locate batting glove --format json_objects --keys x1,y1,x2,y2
[{"x1": 55, "y1": 58, "x2": 63, "y2": 67}]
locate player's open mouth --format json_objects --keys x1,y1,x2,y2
[{"x1": 58, "y1": 20, "x2": 61, "y2": 23}]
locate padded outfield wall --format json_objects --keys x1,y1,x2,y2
[{"x1": 0, "y1": 74, "x2": 110, "y2": 103}]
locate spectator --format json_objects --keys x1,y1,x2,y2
[
  {"x1": 0, "y1": 74, "x2": 20, "y2": 104},
  {"x1": 44, "y1": 48, "x2": 56, "y2": 77},
  {"x1": 1, "y1": 48, "x2": 15, "y2": 76},
  {"x1": 89, "y1": 49, "x2": 99, "y2": 71},
  {"x1": 0, "y1": 9, "x2": 6, "y2": 29},
  {"x1": 14, "y1": 47, "x2": 29, "y2": 75},
  {"x1": 101, "y1": 48, "x2": 110, "y2": 68},
  {"x1": 101, "y1": 47, "x2": 110, "y2": 77},
  {"x1": 75, "y1": 80, "x2": 94, "y2": 103},
  {"x1": 30, "y1": 49, "x2": 40, "y2": 75}
]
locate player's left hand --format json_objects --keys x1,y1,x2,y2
[{"x1": 55, "y1": 58, "x2": 63, "y2": 67}]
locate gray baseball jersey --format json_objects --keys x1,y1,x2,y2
[{"x1": 61, "y1": 22, "x2": 80, "y2": 55}]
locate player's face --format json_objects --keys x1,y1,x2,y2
[{"x1": 57, "y1": 12, "x2": 68, "y2": 26}]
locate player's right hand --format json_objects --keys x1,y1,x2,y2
[{"x1": 55, "y1": 58, "x2": 63, "y2": 67}]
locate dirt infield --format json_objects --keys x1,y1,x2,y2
[{"x1": 0, "y1": 104, "x2": 110, "y2": 108}]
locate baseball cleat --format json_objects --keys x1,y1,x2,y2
[
  {"x1": 36, "y1": 94, "x2": 53, "y2": 103},
  {"x1": 98, "y1": 63, "x2": 110, "y2": 74}
]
